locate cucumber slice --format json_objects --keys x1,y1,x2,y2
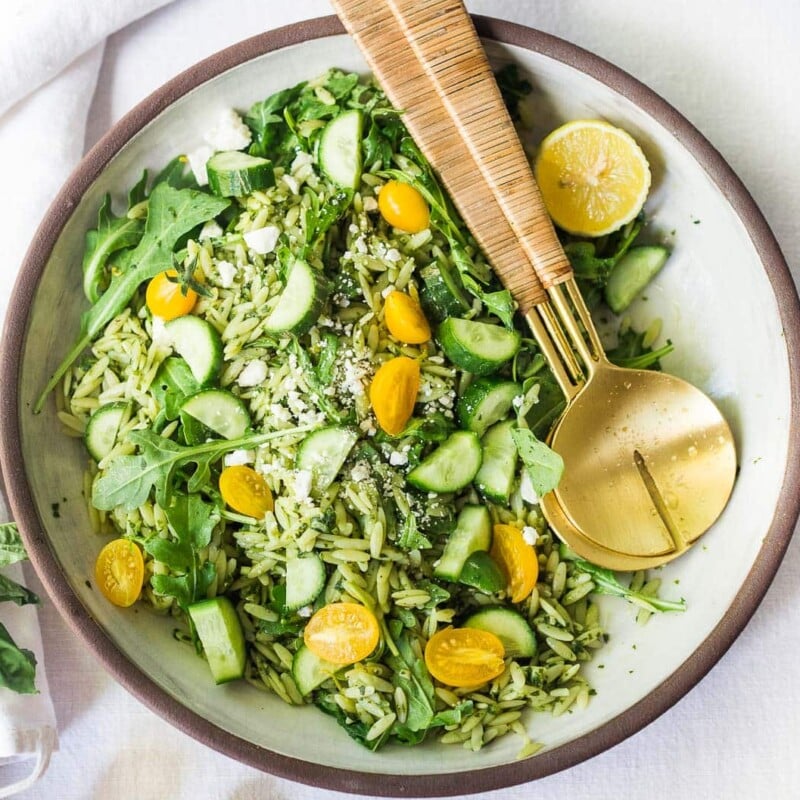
[
  {"x1": 187, "y1": 596, "x2": 247, "y2": 684},
  {"x1": 604, "y1": 245, "x2": 670, "y2": 313},
  {"x1": 438, "y1": 318, "x2": 521, "y2": 376},
  {"x1": 285, "y1": 553, "x2": 326, "y2": 611},
  {"x1": 407, "y1": 431, "x2": 482, "y2": 493},
  {"x1": 85, "y1": 402, "x2": 129, "y2": 461},
  {"x1": 419, "y1": 262, "x2": 471, "y2": 322},
  {"x1": 181, "y1": 389, "x2": 251, "y2": 440},
  {"x1": 458, "y1": 551, "x2": 506, "y2": 594},
  {"x1": 263, "y1": 259, "x2": 331, "y2": 335},
  {"x1": 295, "y1": 426, "x2": 359, "y2": 493},
  {"x1": 463, "y1": 606, "x2": 537, "y2": 658},
  {"x1": 456, "y1": 377, "x2": 520, "y2": 436},
  {"x1": 165, "y1": 315, "x2": 223, "y2": 386},
  {"x1": 292, "y1": 644, "x2": 341, "y2": 696},
  {"x1": 319, "y1": 109, "x2": 364, "y2": 189},
  {"x1": 433, "y1": 504, "x2": 491, "y2": 581},
  {"x1": 474, "y1": 420, "x2": 519, "y2": 503},
  {"x1": 206, "y1": 150, "x2": 275, "y2": 197}
]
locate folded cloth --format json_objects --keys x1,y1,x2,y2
[
  {"x1": 0, "y1": 0, "x2": 174, "y2": 118},
  {"x1": 0, "y1": 1, "x2": 176, "y2": 794},
  {"x1": 0, "y1": 562, "x2": 56, "y2": 799}
]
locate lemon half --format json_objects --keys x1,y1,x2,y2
[{"x1": 534, "y1": 119, "x2": 652, "y2": 237}]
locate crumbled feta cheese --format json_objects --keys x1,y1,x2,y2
[
  {"x1": 294, "y1": 470, "x2": 313, "y2": 502},
  {"x1": 522, "y1": 526, "x2": 537, "y2": 546},
  {"x1": 351, "y1": 463, "x2": 371, "y2": 482},
  {"x1": 199, "y1": 220, "x2": 223, "y2": 241},
  {"x1": 223, "y1": 449, "x2": 256, "y2": 467},
  {"x1": 353, "y1": 235, "x2": 368, "y2": 255},
  {"x1": 282, "y1": 174, "x2": 300, "y2": 195},
  {"x1": 342, "y1": 357, "x2": 368, "y2": 398},
  {"x1": 269, "y1": 403, "x2": 292, "y2": 424},
  {"x1": 204, "y1": 108, "x2": 252, "y2": 151},
  {"x1": 512, "y1": 394, "x2": 525, "y2": 410},
  {"x1": 439, "y1": 392, "x2": 455, "y2": 409},
  {"x1": 216, "y1": 260, "x2": 237, "y2": 288},
  {"x1": 186, "y1": 144, "x2": 214, "y2": 186},
  {"x1": 359, "y1": 418, "x2": 377, "y2": 437},
  {"x1": 243, "y1": 225, "x2": 280, "y2": 255},
  {"x1": 363, "y1": 196, "x2": 378, "y2": 212},
  {"x1": 520, "y1": 470, "x2": 539, "y2": 505},
  {"x1": 385, "y1": 248, "x2": 402, "y2": 263},
  {"x1": 237, "y1": 359, "x2": 268, "y2": 388},
  {"x1": 389, "y1": 450, "x2": 409, "y2": 467},
  {"x1": 291, "y1": 152, "x2": 314, "y2": 172},
  {"x1": 150, "y1": 316, "x2": 172, "y2": 348},
  {"x1": 297, "y1": 605, "x2": 314, "y2": 618},
  {"x1": 286, "y1": 390, "x2": 308, "y2": 416}
]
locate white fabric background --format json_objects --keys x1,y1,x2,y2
[{"x1": 3, "y1": 0, "x2": 800, "y2": 797}]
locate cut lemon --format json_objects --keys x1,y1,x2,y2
[{"x1": 534, "y1": 119, "x2": 651, "y2": 237}]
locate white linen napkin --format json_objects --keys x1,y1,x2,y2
[{"x1": 0, "y1": 0, "x2": 175, "y2": 794}]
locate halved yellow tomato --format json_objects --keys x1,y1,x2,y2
[
  {"x1": 303, "y1": 602, "x2": 380, "y2": 665},
  {"x1": 384, "y1": 290, "x2": 431, "y2": 344},
  {"x1": 219, "y1": 465, "x2": 274, "y2": 518},
  {"x1": 94, "y1": 538, "x2": 144, "y2": 608},
  {"x1": 424, "y1": 627, "x2": 505, "y2": 687},
  {"x1": 490, "y1": 524, "x2": 539, "y2": 603}
]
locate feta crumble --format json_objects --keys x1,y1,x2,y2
[
  {"x1": 216, "y1": 260, "x2": 237, "y2": 288},
  {"x1": 186, "y1": 144, "x2": 214, "y2": 186},
  {"x1": 150, "y1": 316, "x2": 171, "y2": 348},
  {"x1": 237, "y1": 359, "x2": 268, "y2": 388},
  {"x1": 522, "y1": 526, "x2": 537, "y2": 546},
  {"x1": 389, "y1": 450, "x2": 409, "y2": 467},
  {"x1": 243, "y1": 225, "x2": 280, "y2": 255},
  {"x1": 204, "y1": 108, "x2": 252, "y2": 151},
  {"x1": 520, "y1": 470, "x2": 539, "y2": 504},
  {"x1": 294, "y1": 470, "x2": 313, "y2": 502},
  {"x1": 199, "y1": 220, "x2": 223, "y2": 241},
  {"x1": 223, "y1": 449, "x2": 256, "y2": 467}
]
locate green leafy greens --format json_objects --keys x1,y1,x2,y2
[{"x1": 36, "y1": 182, "x2": 230, "y2": 412}]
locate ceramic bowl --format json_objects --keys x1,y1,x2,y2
[{"x1": 2, "y1": 15, "x2": 798, "y2": 797}]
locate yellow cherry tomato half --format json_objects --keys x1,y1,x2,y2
[
  {"x1": 384, "y1": 290, "x2": 431, "y2": 344},
  {"x1": 369, "y1": 356, "x2": 420, "y2": 436},
  {"x1": 424, "y1": 627, "x2": 505, "y2": 687},
  {"x1": 378, "y1": 180, "x2": 430, "y2": 233},
  {"x1": 490, "y1": 524, "x2": 539, "y2": 603},
  {"x1": 303, "y1": 602, "x2": 381, "y2": 665},
  {"x1": 219, "y1": 465, "x2": 274, "y2": 518},
  {"x1": 95, "y1": 538, "x2": 144, "y2": 608},
  {"x1": 145, "y1": 269, "x2": 198, "y2": 320}
]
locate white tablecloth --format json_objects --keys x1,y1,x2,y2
[{"x1": 6, "y1": 0, "x2": 800, "y2": 797}]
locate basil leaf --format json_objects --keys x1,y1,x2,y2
[
  {"x1": 0, "y1": 622, "x2": 37, "y2": 695},
  {"x1": 0, "y1": 523, "x2": 26, "y2": 568},
  {"x1": 0, "y1": 574, "x2": 40, "y2": 607}
]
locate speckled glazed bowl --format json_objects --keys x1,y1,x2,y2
[{"x1": 2, "y1": 15, "x2": 799, "y2": 797}]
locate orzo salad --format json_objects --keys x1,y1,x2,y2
[{"x1": 45, "y1": 67, "x2": 685, "y2": 754}]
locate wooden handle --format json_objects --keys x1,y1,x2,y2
[{"x1": 331, "y1": 0, "x2": 573, "y2": 311}]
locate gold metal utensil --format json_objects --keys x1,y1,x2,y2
[{"x1": 331, "y1": 0, "x2": 737, "y2": 570}]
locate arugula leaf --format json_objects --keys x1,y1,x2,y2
[
  {"x1": 0, "y1": 523, "x2": 26, "y2": 568},
  {"x1": 82, "y1": 194, "x2": 145, "y2": 303},
  {"x1": 559, "y1": 545, "x2": 687, "y2": 613},
  {"x1": 246, "y1": 82, "x2": 306, "y2": 162},
  {"x1": 0, "y1": 622, "x2": 37, "y2": 695},
  {"x1": 511, "y1": 427, "x2": 564, "y2": 496},
  {"x1": 397, "y1": 513, "x2": 432, "y2": 551},
  {"x1": 430, "y1": 700, "x2": 474, "y2": 727},
  {"x1": 36, "y1": 183, "x2": 230, "y2": 412},
  {"x1": 565, "y1": 218, "x2": 642, "y2": 286},
  {"x1": 290, "y1": 339, "x2": 347, "y2": 423},
  {"x1": 92, "y1": 425, "x2": 314, "y2": 511},
  {"x1": 152, "y1": 357, "x2": 201, "y2": 421},
  {"x1": 316, "y1": 333, "x2": 339, "y2": 385},
  {"x1": 607, "y1": 327, "x2": 674, "y2": 370},
  {"x1": 0, "y1": 574, "x2": 40, "y2": 607},
  {"x1": 519, "y1": 375, "x2": 566, "y2": 440},
  {"x1": 387, "y1": 630, "x2": 436, "y2": 736},
  {"x1": 152, "y1": 156, "x2": 198, "y2": 191},
  {"x1": 390, "y1": 412, "x2": 454, "y2": 444},
  {"x1": 460, "y1": 273, "x2": 517, "y2": 328},
  {"x1": 145, "y1": 492, "x2": 220, "y2": 608}
]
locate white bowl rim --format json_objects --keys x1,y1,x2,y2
[{"x1": 2, "y1": 14, "x2": 800, "y2": 797}]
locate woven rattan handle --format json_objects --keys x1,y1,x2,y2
[{"x1": 332, "y1": 0, "x2": 573, "y2": 311}]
